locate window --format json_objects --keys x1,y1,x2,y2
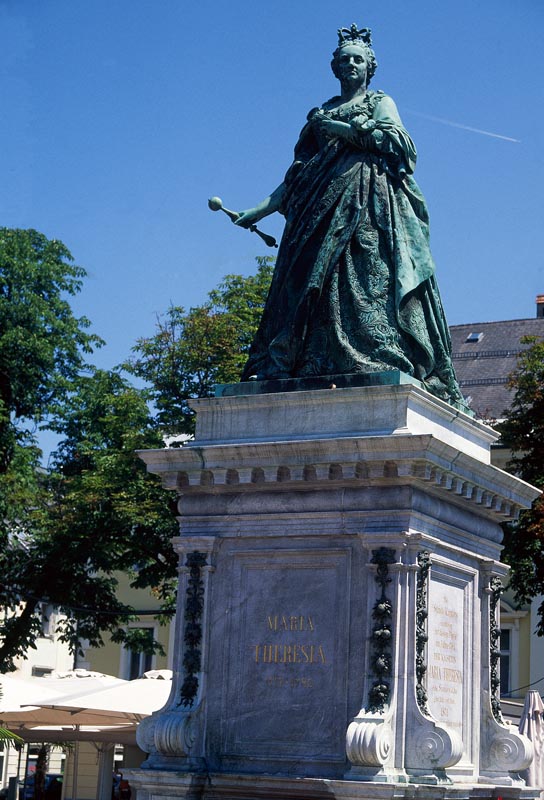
[
  {"x1": 499, "y1": 628, "x2": 511, "y2": 696},
  {"x1": 498, "y1": 600, "x2": 527, "y2": 699},
  {"x1": 465, "y1": 332, "x2": 483, "y2": 343},
  {"x1": 121, "y1": 627, "x2": 155, "y2": 680}
]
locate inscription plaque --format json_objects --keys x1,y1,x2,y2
[
  {"x1": 427, "y1": 577, "x2": 465, "y2": 735},
  {"x1": 220, "y1": 547, "x2": 350, "y2": 761}
]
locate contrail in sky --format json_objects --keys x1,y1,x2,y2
[{"x1": 405, "y1": 110, "x2": 521, "y2": 143}]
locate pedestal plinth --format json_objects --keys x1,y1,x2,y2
[{"x1": 129, "y1": 379, "x2": 540, "y2": 800}]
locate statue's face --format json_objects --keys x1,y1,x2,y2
[{"x1": 335, "y1": 44, "x2": 367, "y2": 86}]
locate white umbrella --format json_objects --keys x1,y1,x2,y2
[
  {"x1": 0, "y1": 671, "x2": 136, "y2": 800},
  {"x1": 3, "y1": 723, "x2": 137, "y2": 745},
  {"x1": 1, "y1": 672, "x2": 171, "y2": 729},
  {"x1": 0, "y1": 670, "x2": 172, "y2": 800},
  {"x1": 0, "y1": 670, "x2": 127, "y2": 709},
  {"x1": 0, "y1": 670, "x2": 172, "y2": 750},
  {"x1": 35, "y1": 674, "x2": 173, "y2": 724},
  {"x1": 0, "y1": 671, "x2": 129, "y2": 733},
  {"x1": 519, "y1": 690, "x2": 544, "y2": 789},
  {"x1": 0, "y1": 674, "x2": 68, "y2": 710}
]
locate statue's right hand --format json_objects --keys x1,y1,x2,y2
[{"x1": 234, "y1": 209, "x2": 262, "y2": 228}]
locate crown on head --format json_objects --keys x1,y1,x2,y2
[{"x1": 337, "y1": 23, "x2": 373, "y2": 49}]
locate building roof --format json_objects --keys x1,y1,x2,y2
[{"x1": 449, "y1": 317, "x2": 544, "y2": 420}]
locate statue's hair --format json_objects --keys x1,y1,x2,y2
[{"x1": 331, "y1": 24, "x2": 377, "y2": 86}]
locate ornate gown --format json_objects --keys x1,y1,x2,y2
[{"x1": 240, "y1": 90, "x2": 464, "y2": 408}]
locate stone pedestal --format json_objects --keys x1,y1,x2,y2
[{"x1": 129, "y1": 379, "x2": 540, "y2": 800}]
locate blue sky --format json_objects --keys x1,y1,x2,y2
[{"x1": 1, "y1": 0, "x2": 543, "y2": 373}]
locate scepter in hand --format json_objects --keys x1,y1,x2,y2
[{"x1": 208, "y1": 196, "x2": 278, "y2": 249}]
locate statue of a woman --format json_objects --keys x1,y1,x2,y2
[{"x1": 235, "y1": 25, "x2": 464, "y2": 409}]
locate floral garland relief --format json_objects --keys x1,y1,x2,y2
[
  {"x1": 489, "y1": 576, "x2": 504, "y2": 724},
  {"x1": 179, "y1": 551, "x2": 207, "y2": 708},
  {"x1": 416, "y1": 551, "x2": 431, "y2": 715},
  {"x1": 368, "y1": 548, "x2": 396, "y2": 713}
]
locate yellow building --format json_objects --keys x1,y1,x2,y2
[{"x1": 450, "y1": 297, "x2": 544, "y2": 723}]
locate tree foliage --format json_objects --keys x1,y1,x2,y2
[
  {"x1": 126, "y1": 256, "x2": 274, "y2": 434},
  {"x1": 0, "y1": 230, "x2": 177, "y2": 671},
  {"x1": 51, "y1": 369, "x2": 179, "y2": 598},
  {"x1": 0, "y1": 239, "x2": 274, "y2": 671},
  {"x1": 0, "y1": 228, "x2": 102, "y2": 475},
  {"x1": 499, "y1": 336, "x2": 544, "y2": 633},
  {"x1": 0, "y1": 368, "x2": 179, "y2": 671}
]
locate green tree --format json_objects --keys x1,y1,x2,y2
[
  {"x1": 0, "y1": 229, "x2": 101, "y2": 476},
  {"x1": 0, "y1": 228, "x2": 110, "y2": 671},
  {"x1": 499, "y1": 336, "x2": 544, "y2": 633},
  {"x1": 0, "y1": 248, "x2": 273, "y2": 671},
  {"x1": 0, "y1": 369, "x2": 178, "y2": 672},
  {"x1": 49, "y1": 368, "x2": 178, "y2": 611},
  {"x1": 0, "y1": 229, "x2": 176, "y2": 671},
  {"x1": 127, "y1": 256, "x2": 274, "y2": 434}
]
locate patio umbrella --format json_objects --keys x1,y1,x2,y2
[
  {"x1": 0, "y1": 670, "x2": 129, "y2": 734},
  {"x1": 519, "y1": 689, "x2": 544, "y2": 789},
  {"x1": 0, "y1": 672, "x2": 171, "y2": 730},
  {"x1": 30, "y1": 674, "x2": 172, "y2": 800},
  {"x1": 3, "y1": 724, "x2": 137, "y2": 745},
  {"x1": 0, "y1": 671, "x2": 137, "y2": 800},
  {"x1": 0, "y1": 674, "x2": 71, "y2": 710},
  {"x1": 33, "y1": 673, "x2": 173, "y2": 724}
]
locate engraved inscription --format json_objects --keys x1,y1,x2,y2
[
  {"x1": 254, "y1": 643, "x2": 326, "y2": 664},
  {"x1": 253, "y1": 614, "x2": 327, "y2": 668},
  {"x1": 267, "y1": 614, "x2": 315, "y2": 631},
  {"x1": 265, "y1": 675, "x2": 314, "y2": 689},
  {"x1": 427, "y1": 584, "x2": 464, "y2": 732}
]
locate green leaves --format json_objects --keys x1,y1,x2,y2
[
  {"x1": 0, "y1": 243, "x2": 274, "y2": 671},
  {"x1": 0, "y1": 712, "x2": 24, "y2": 748},
  {"x1": 126, "y1": 256, "x2": 274, "y2": 434},
  {"x1": 0, "y1": 367, "x2": 180, "y2": 671},
  {"x1": 500, "y1": 336, "x2": 544, "y2": 487},
  {"x1": 0, "y1": 228, "x2": 102, "y2": 471},
  {"x1": 498, "y1": 336, "x2": 544, "y2": 632},
  {"x1": 41, "y1": 369, "x2": 179, "y2": 655}
]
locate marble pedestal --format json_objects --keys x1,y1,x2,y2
[{"x1": 129, "y1": 379, "x2": 540, "y2": 800}]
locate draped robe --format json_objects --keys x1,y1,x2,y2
[{"x1": 241, "y1": 90, "x2": 464, "y2": 409}]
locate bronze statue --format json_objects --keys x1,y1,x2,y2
[{"x1": 232, "y1": 25, "x2": 464, "y2": 408}]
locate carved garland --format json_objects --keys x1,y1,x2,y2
[
  {"x1": 416, "y1": 551, "x2": 431, "y2": 715},
  {"x1": 368, "y1": 548, "x2": 395, "y2": 713},
  {"x1": 179, "y1": 551, "x2": 207, "y2": 707},
  {"x1": 489, "y1": 575, "x2": 504, "y2": 723}
]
